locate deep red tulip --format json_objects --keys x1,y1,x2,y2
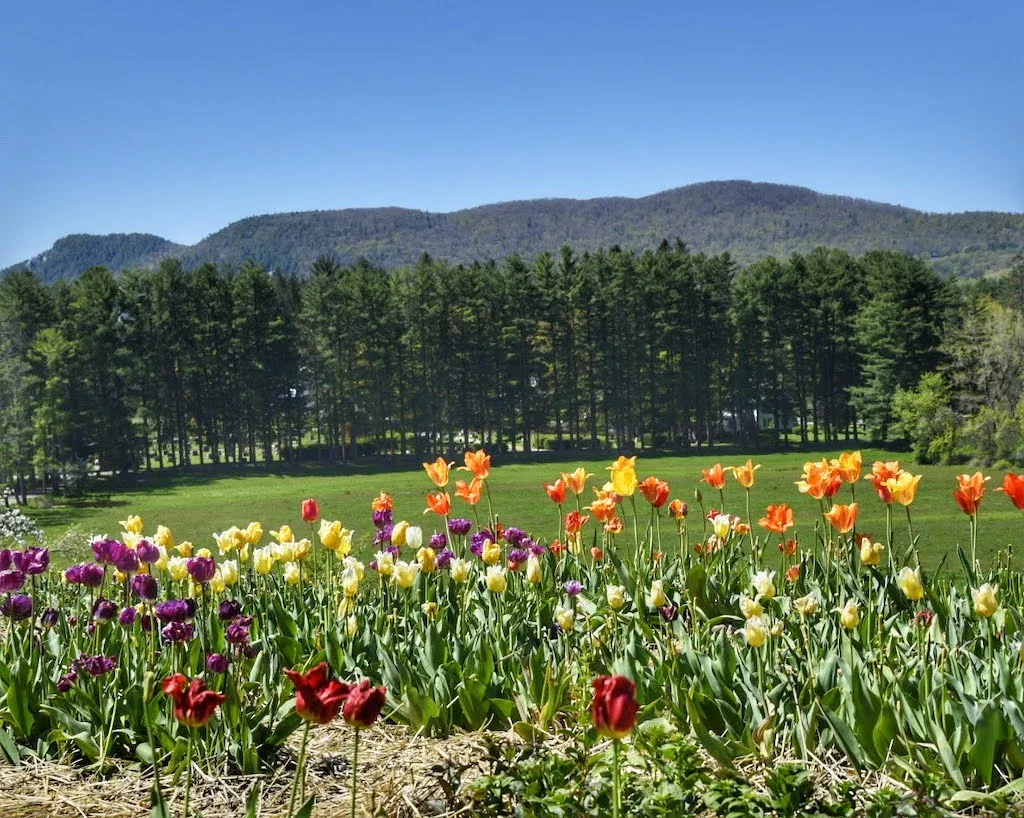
[
  {"x1": 591, "y1": 675, "x2": 639, "y2": 740},
  {"x1": 301, "y1": 498, "x2": 320, "y2": 523},
  {"x1": 284, "y1": 662, "x2": 349, "y2": 724},
  {"x1": 342, "y1": 679, "x2": 387, "y2": 728},
  {"x1": 162, "y1": 673, "x2": 227, "y2": 728}
]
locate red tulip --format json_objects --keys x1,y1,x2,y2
[
  {"x1": 591, "y1": 674, "x2": 639, "y2": 739},
  {"x1": 342, "y1": 679, "x2": 387, "y2": 728},
  {"x1": 284, "y1": 662, "x2": 350, "y2": 724},
  {"x1": 544, "y1": 479, "x2": 567, "y2": 505},
  {"x1": 996, "y1": 472, "x2": 1024, "y2": 510},
  {"x1": 301, "y1": 498, "x2": 319, "y2": 523},
  {"x1": 162, "y1": 673, "x2": 227, "y2": 728}
]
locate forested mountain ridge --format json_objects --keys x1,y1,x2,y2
[{"x1": 5, "y1": 181, "x2": 1024, "y2": 281}]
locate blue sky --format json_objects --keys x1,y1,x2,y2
[{"x1": 2, "y1": 0, "x2": 1022, "y2": 266}]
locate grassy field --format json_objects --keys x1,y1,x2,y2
[{"x1": 28, "y1": 448, "x2": 1022, "y2": 569}]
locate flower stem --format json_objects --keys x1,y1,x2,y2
[
  {"x1": 288, "y1": 721, "x2": 311, "y2": 818},
  {"x1": 183, "y1": 728, "x2": 195, "y2": 818},
  {"x1": 350, "y1": 727, "x2": 360, "y2": 818},
  {"x1": 612, "y1": 738, "x2": 622, "y2": 818}
]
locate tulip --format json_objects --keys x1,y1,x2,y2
[
  {"x1": 997, "y1": 473, "x2": 1024, "y2": 510},
  {"x1": 391, "y1": 521, "x2": 409, "y2": 547},
  {"x1": 187, "y1": 556, "x2": 217, "y2": 584},
  {"x1": 525, "y1": 555, "x2": 542, "y2": 584},
  {"x1": 824, "y1": 503, "x2": 858, "y2": 534},
  {"x1": 404, "y1": 526, "x2": 423, "y2": 551},
  {"x1": 424, "y1": 492, "x2": 452, "y2": 516},
  {"x1": 371, "y1": 492, "x2": 393, "y2": 513},
  {"x1": 590, "y1": 496, "x2": 617, "y2": 522},
  {"x1": 393, "y1": 561, "x2": 419, "y2": 589},
  {"x1": 886, "y1": 472, "x2": 922, "y2": 506},
  {"x1": 562, "y1": 467, "x2": 593, "y2": 496},
  {"x1": 794, "y1": 594, "x2": 820, "y2": 617},
  {"x1": 711, "y1": 513, "x2": 732, "y2": 540},
  {"x1": 284, "y1": 661, "x2": 349, "y2": 725},
  {"x1": 484, "y1": 566, "x2": 507, "y2": 594},
  {"x1": 648, "y1": 579, "x2": 668, "y2": 608},
  {"x1": 253, "y1": 547, "x2": 275, "y2": 575},
  {"x1": 220, "y1": 559, "x2": 239, "y2": 586},
  {"x1": 416, "y1": 547, "x2": 436, "y2": 573},
  {"x1": 482, "y1": 539, "x2": 502, "y2": 566},
  {"x1": 953, "y1": 472, "x2": 989, "y2": 516},
  {"x1": 137, "y1": 540, "x2": 161, "y2": 564},
  {"x1": 450, "y1": 558, "x2": 472, "y2": 583},
  {"x1": 319, "y1": 519, "x2": 343, "y2": 550},
  {"x1": 839, "y1": 600, "x2": 860, "y2": 630},
  {"x1": 301, "y1": 499, "x2": 319, "y2": 523},
  {"x1": 455, "y1": 478, "x2": 484, "y2": 505},
  {"x1": 131, "y1": 573, "x2": 159, "y2": 601},
  {"x1": 730, "y1": 459, "x2": 761, "y2": 489},
  {"x1": 668, "y1": 499, "x2": 688, "y2": 520},
  {"x1": 743, "y1": 616, "x2": 768, "y2": 647},
  {"x1": 556, "y1": 608, "x2": 575, "y2": 632},
  {"x1": 752, "y1": 570, "x2": 776, "y2": 600},
  {"x1": 243, "y1": 521, "x2": 263, "y2": 545},
  {"x1": 797, "y1": 459, "x2": 843, "y2": 500},
  {"x1": 785, "y1": 564, "x2": 801, "y2": 583},
  {"x1": 545, "y1": 479, "x2": 567, "y2": 504},
  {"x1": 163, "y1": 673, "x2": 226, "y2": 729},
  {"x1": 458, "y1": 449, "x2": 491, "y2": 481},
  {"x1": 155, "y1": 599, "x2": 196, "y2": 623},
  {"x1": 859, "y1": 538, "x2": 884, "y2": 567},
  {"x1": 897, "y1": 567, "x2": 925, "y2": 601},
  {"x1": 65, "y1": 562, "x2": 105, "y2": 587},
  {"x1": 341, "y1": 678, "x2": 387, "y2": 728},
  {"x1": 591, "y1": 674, "x2": 639, "y2": 739},
  {"x1": 864, "y1": 461, "x2": 901, "y2": 503},
  {"x1": 637, "y1": 476, "x2": 670, "y2": 507},
  {"x1": 972, "y1": 583, "x2": 999, "y2": 617},
  {"x1": 423, "y1": 456, "x2": 454, "y2": 488},
  {"x1": 739, "y1": 595, "x2": 763, "y2": 620},
  {"x1": 607, "y1": 585, "x2": 626, "y2": 610},
  {"x1": 832, "y1": 451, "x2": 863, "y2": 484},
  {"x1": 14, "y1": 546, "x2": 49, "y2": 575},
  {"x1": 0, "y1": 569, "x2": 26, "y2": 593},
  {"x1": 206, "y1": 653, "x2": 229, "y2": 674},
  {"x1": 346, "y1": 615, "x2": 359, "y2": 639},
  {"x1": 758, "y1": 503, "x2": 794, "y2": 534},
  {"x1": 119, "y1": 514, "x2": 143, "y2": 534},
  {"x1": 283, "y1": 562, "x2": 301, "y2": 586},
  {"x1": 1, "y1": 594, "x2": 33, "y2": 621},
  {"x1": 271, "y1": 525, "x2": 295, "y2": 544}
]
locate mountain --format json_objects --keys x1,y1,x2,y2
[{"x1": 5, "y1": 181, "x2": 1024, "y2": 281}]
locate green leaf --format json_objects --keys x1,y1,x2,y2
[
  {"x1": 245, "y1": 781, "x2": 262, "y2": 818},
  {"x1": 294, "y1": 795, "x2": 316, "y2": 818}
]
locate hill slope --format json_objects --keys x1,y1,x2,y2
[{"x1": 5, "y1": 181, "x2": 1023, "y2": 280}]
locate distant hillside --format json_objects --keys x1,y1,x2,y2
[{"x1": 5, "y1": 181, "x2": 1024, "y2": 280}]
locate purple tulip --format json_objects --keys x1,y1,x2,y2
[
  {"x1": 564, "y1": 580, "x2": 583, "y2": 597},
  {"x1": 187, "y1": 556, "x2": 216, "y2": 584},
  {"x1": 155, "y1": 599, "x2": 196, "y2": 623},
  {"x1": 14, "y1": 547, "x2": 49, "y2": 575},
  {"x1": 225, "y1": 617, "x2": 252, "y2": 645},
  {"x1": 65, "y1": 563, "x2": 105, "y2": 587},
  {"x1": 161, "y1": 621, "x2": 195, "y2": 642},
  {"x1": 92, "y1": 598, "x2": 118, "y2": 623},
  {"x1": 56, "y1": 671, "x2": 77, "y2": 692},
  {"x1": 372, "y1": 509, "x2": 393, "y2": 529},
  {"x1": 508, "y1": 549, "x2": 529, "y2": 567},
  {"x1": 113, "y1": 548, "x2": 140, "y2": 574},
  {"x1": 436, "y1": 548, "x2": 455, "y2": 570},
  {"x1": 92, "y1": 538, "x2": 122, "y2": 565},
  {"x1": 429, "y1": 532, "x2": 447, "y2": 549},
  {"x1": 1, "y1": 594, "x2": 33, "y2": 620},
  {"x1": 449, "y1": 518, "x2": 473, "y2": 537},
  {"x1": 504, "y1": 527, "x2": 527, "y2": 545},
  {"x1": 218, "y1": 599, "x2": 243, "y2": 621},
  {"x1": 75, "y1": 654, "x2": 116, "y2": 677},
  {"x1": 206, "y1": 653, "x2": 229, "y2": 674},
  {"x1": 526, "y1": 539, "x2": 547, "y2": 557},
  {"x1": 131, "y1": 574, "x2": 159, "y2": 602},
  {"x1": 40, "y1": 607, "x2": 59, "y2": 628},
  {"x1": 0, "y1": 549, "x2": 11, "y2": 570},
  {"x1": 373, "y1": 524, "x2": 394, "y2": 546},
  {"x1": 136, "y1": 540, "x2": 160, "y2": 564},
  {"x1": 659, "y1": 603, "x2": 680, "y2": 622},
  {"x1": 119, "y1": 607, "x2": 138, "y2": 627},
  {"x1": 139, "y1": 613, "x2": 155, "y2": 632},
  {"x1": 0, "y1": 569, "x2": 26, "y2": 593}
]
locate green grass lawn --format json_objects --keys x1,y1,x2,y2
[{"x1": 28, "y1": 448, "x2": 1022, "y2": 569}]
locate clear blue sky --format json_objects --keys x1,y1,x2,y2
[{"x1": 2, "y1": 0, "x2": 1022, "y2": 267}]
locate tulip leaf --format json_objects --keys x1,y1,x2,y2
[
  {"x1": 294, "y1": 796, "x2": 316, "y2": 818},
  {"x1": 245, "y1": 781, "x2": 262, "y2": 818},
  {"x1": 0, "y1": 727, "x2": 19, "y2": 763},
  {"x1": 968, "y1": 704, "x2": 1004, "y2": 788}
]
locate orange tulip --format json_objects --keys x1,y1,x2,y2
[
  {"x1": 785, "y1": 564, "x2": 801, "y2": 582},
  {"x1": 778, "y1": 538, "x2": 798, "y2": 556},
  {"x1": 590, "y1": 496, "x2": 618, "y2": 523},
  {"x1": 591, "y1": 546, "x2": 604, "y2": 560},
  {"x1": 953, "y1": 472, "x2": 989, "y2": 516},
  {"x1": 564, "y1": 510, "x2": 590, "y2": 534},
  {"x1": 796, "y1": 459, "x2": 842, "y2": 500},
  {"x1": 734, "y1": 522, "x2": 751, "y2": 536},
  {"x1": 701, "y1": 463, "x2": 727, "y2": 490},
  {"x1": 424, "y1": 492, "x2": 451, "y2": 516},
  {"x1": 668, "y1": 499, "x2": 688, "y2": 520},
  {"x1": 458, "y1": 449, "x2": 491, "y2": 481},
  {"x1": 886, "y1": 471, "x2": 922, "y2": 506},
  {"x1": 996, "y1": 473, "x2": 1024, "y2": 510},
  {"x1": 637, "y1": 476, "x2": 670, "y2": 508},
  {"x1": 824, "y1": 502, "x2": 858, "y2": 534},
  {"x1": 594, "y1": 483, "x2": 622, "y2": 504},
  {"x1": 730, "y1": 459, "x2": 761, "y2": 489},
  {"x1": 455, "y1": 478, "x2": 483, "y2": 506},
  {"x1": 603, "y1": 517, "x2": 624, "y2": 535},
  {"x1": 371, "y1": 492, "x2": 393, "y2": 512},
  {"x1": 562, "y1": 467, "x2": 593, "y2": 496},
  {"x1": 864, "y1": 461, "x2": 901, "y2": 504},
  {"x1": 832, "y1": 451, "x2": 863, "y2": 484},
  {"x1": 758, "y1": 503, "x2": 794, "y2": 534},
  {"x1": 545, "y1": 479, "x2": 567, "y2": 505},
  {"x1": 423, "y1": 457, "x2": 454, "y2": 488}
]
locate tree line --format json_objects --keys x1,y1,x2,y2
[{"x1": 2, "y1": 240, "x2": 1000, "y2": 499}]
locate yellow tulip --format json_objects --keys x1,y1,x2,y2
[
  {"x1": 176, "y1": 541, "x2": 193, "y2": 557},
  {"x1": 972, "y1": 583, "x2": 999, "y2": 617},
  {"x1": 195, "y1": 547, "x2": 213, "y2": 560},
  {"x1": 253, "y1": 547, "x2": 274, "y2": 575},
  {"x1": 335, "y1": 528, "x2": 353, "y2": 558},
  {"x1": 752, "y1": 570, "x2": 776, "y2": 600},
  {"x1": 525, "y1": 555, "x2": 542, "y2": 585},
  {"x1": 485, "y1": 566, "x2": 507, "y2": 594},
  {"x1": 793, "y1": 594, "x2": 820, "y2": 617},
  {"x1": 886, "y1": 471, "x2": 923, "y2": 507},
  {"x1": 607, "y1": 455, "x2": 638, "y2": 498},
  {"x1": 394, "y1": 560, "x2": 420, "y2": 589},
  {"x1": 606, "y1": 584, "x2": 626, "y2": 610},
  {"x1": 318, "y1": 519, "x2": 342, "y2": 550},
  {"x1": 556, "y1": 608, "x2": 575, "y2": 632},
  {"x1": 839, "y1": 600, "x2": 860, "y2": 630},
  {"x1": 859, "y1": 538, "x2": 884, "y2": 566},
  {"x1": 245, "y1": 521, "x2": 263, "y2": 545},
  {"x1": 482, "y1": 539, "x2": 502, "y2": 566},
  {"x1": 210, "y1": 572, "x2": 226, "y2": 594},
  {"x1": 154, "y1": 525, "x2": 175, "y2": 549},
  {"x1": 711, "y1": 514, "x2": 732, "y2": 540},
  {"x1": 374, "y1": 550, "x2": 395, "y2": 577},
  {"x1": 422, "y1": 601, "x2": 439, "y2": 620},
  {"x1": 341, "y1": 568, "x2": 360, "y2": 597},
  {"x1": 649, "y1": 579, "x2": 668, "y2": 608},
  {"x1": 293, "y1": 539, "x2": 313, "y2": 561},
  {"x1": 220, "y1": 559, "x2": 239, "y2": 586},
  {"x1": 283, "y1": 562, "x2": 301, "y2": 586},
  {"x1": 342, "y1": 556, "x2": 364, "y2": 580},
  {"x1": 271, "y1": 525, "x2": 294, "y2": 544},
  {"x1": 417, "y1": 547, "x2": 437, "y2": 573},
  {"x1": 450, "y1": 558, "x2": 472, "y2": 583},
  {"x1": 740, "y1": 595, "x2": 764, "y2": 620},
  {"x1": 345, "y1": 614, "x2": 358, "y2": 639},
  {"x1": 391, "y1": 521, "x2": 409, "y2": 547},
  {"x1": 119, "y1": 514, "x2": 143, "y2": 534},
  {"x1": 897, "y1": 567, "x2": 925, "y2": 601},
  {"x1": 154, "y1": 546, "x2": 170, "y2": 572},
  {"x1": 744, "y1": 617, "x2": 768, "y2": 647},
  {"x1": 167, "y1": 557, "x2": 188, "y2": 581}
]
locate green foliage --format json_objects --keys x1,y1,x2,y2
[{"x1": 892, "y1": 373, "x2": 958, "y2": 463}]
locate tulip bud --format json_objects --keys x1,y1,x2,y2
[
  {"x1": 649, "y1": 579, "x2": 668, "y2": 609},
  {"x1": 555, "y1": 608, "x2": 575, "y2": 632},
  {"x1": 525, "y1": 555, "x2": 542, "y2": 584},
  {"x1": 839, "y1": 600, "x2": 860, "y2": 630},
  {"x1": 694, "y1": 488, "x2": 703, "y2": 504},
  {"x1": 972, "y1": 583, "x2": 999, "y2": 618},
  {"x1": 606, "y1": 584, "x2": 626, "y2": 610},
  {"x1": 301, "y1": 499, "x2": 319, "y2": 523}
]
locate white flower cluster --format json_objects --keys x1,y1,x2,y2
[{"x1": 0, "y1": 508, "x2": 44, "y2": 546}]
